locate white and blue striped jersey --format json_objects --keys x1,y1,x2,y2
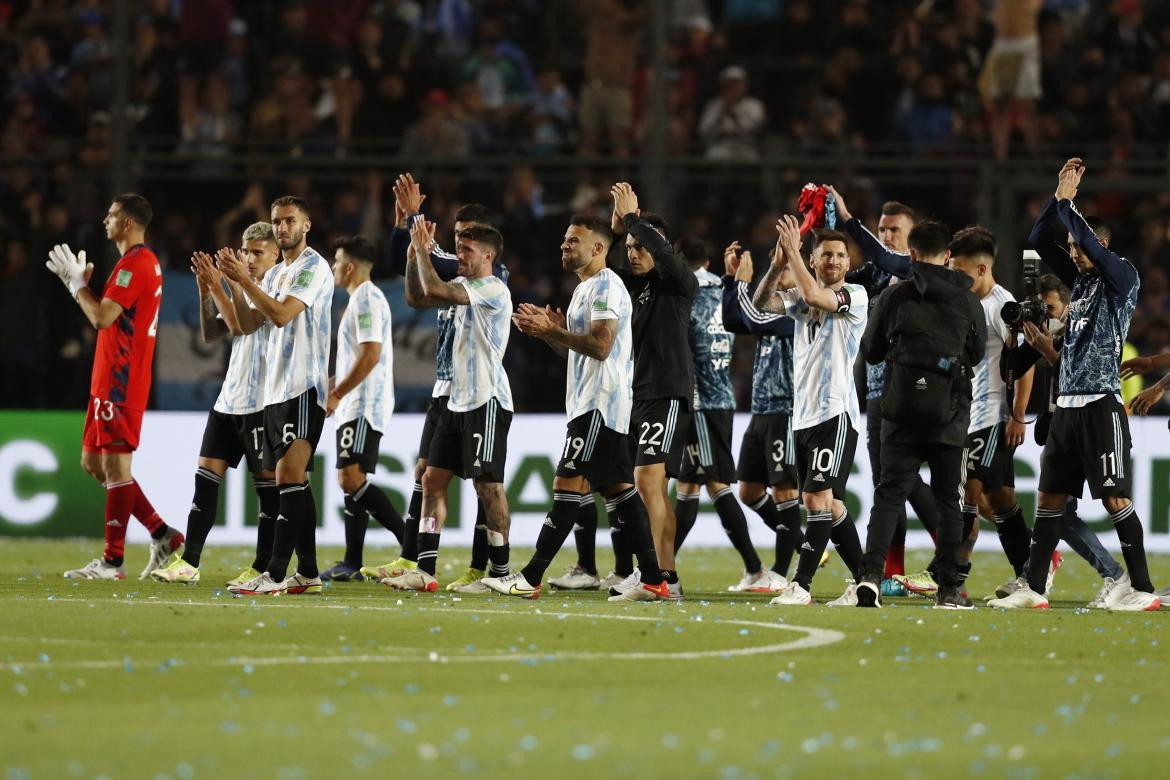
[
  {"x1": 336, "y1": 281, "x2": 395, "y2": 433},
  {"x1": 449, "y1": 275, "x2": 513, "y2": 413},
  {"x1": 779, "y1": 283, "x2": 867, "y2": 432},
  {"x1": 969, "y1": 284, "x2": 1015, "y2": 432},
  {"x1": 565, "y1": 268, "x2": 634, "y2": 433},
  {"x1": 213, "y1": 267, "x2": 275, "y2": 416},
  {"x1": 261, "y1": 246, "x2": 334, "y2": 409}
]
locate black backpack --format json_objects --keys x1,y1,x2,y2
[{"x1": 880, "y1": 296, "x2": 974, "y2": 428}]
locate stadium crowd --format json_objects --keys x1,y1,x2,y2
[{"x1": 4, "y1": 0, "x2": 1170, "y2": 411}]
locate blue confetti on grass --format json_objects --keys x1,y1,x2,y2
[{"x1": 572, "y1": 744, "x2": 595, "y2": 760}]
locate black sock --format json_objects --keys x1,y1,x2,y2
[
  {"x1": 150, "y1": 524, "x2": 168, "y2": 540},
  {"x1": 417, "y1": 532, "x2": 441, "y2": 576},
  {"x1": 354, "y1": 481, "x2": 404, "y2": 543},
  {"x1": 1112, "y1": 504, "x2": 1153, "y2": 592},
  {"x1": 522, "y1": 490, "x2": 583, "y2": 585},
  {"x1": 773, "y1": 499, "x2": 804, "y2": 577},
  {"x1": 486, "y1": 528, "x2": 510, "y2": 578},
  {"x1": 662, "y1": 569, "x2": 678, "y2": 584},
  {"x1": 993, "y1": 505, "x2": 1031, "y2": 577},
  {"x1": 469, "y1": 502, "x2": 489, "y2": 571},
  {"x1": 1025, "y1": 507, "x2": 1064, "y2": 593},
  {"x1": 959, "y1": 504, "x2": 978, "y2": 561},
  {"x1": 607, "y1": 497, "x2": 634, "y2": 576},
  {"x1": 401, "y1": 482, "x2": 422, "y2": 561},
  {"x1": 714, "y1": 487, "x2": 761, "y2": 573},
  {"x1": 342, "y1": 493, "x2": 368, "y2": 567},
  {"x1": 673, "y1": 493, "x2": 700, "y2": 553},
  {"x1": 574, "y1": 494, "x2": 598, "y2": 574},
  {"x1": 612, "y1": 487, "x2": 663, "y2": 585},
  {"x1": 746, "y1": 493, "x2": 780, "y2": 531},
  {"x1": 266, "y1": 482, "x2": 308, "y2": 581},
  {"x1": 793, "y1": 509, "x2": 833, "y2": 591},
  {"x1": 830, "y1": 509, "x2": 863, "y2": 579},
  {"x1": 251, "y1": 479, "x2": 278, "y2": 571},
  {"x1": 294, "y1": 484, "x2": 319, "y2": 579},
  {"x1": 181, "y1": 467, "x2": 221, "y2": 567}
]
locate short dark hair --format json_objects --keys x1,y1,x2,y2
[
  {"x1": 333, "y1": 235, "x2": 377, "y2": 266},
  {"x1": 113, "y1": 193, "x2": 152, "y2": 228},
  {"x1": 813, "y1": 228, "x2": 848, "y2": 250},
  {"x1": 1082, "y1": 219, "x2": 1112, "y2": 243},
  {"x1": 454, "y1": 203, "x2": 492, "y2": 226},
  {"x1": 677, "y1": 237, "x2": 709, "y2": 270},
  {"x1": 881, "y1": 201, "x2": 918, "y2": 223},
  {"x1": 949, "y1": 225, "x2": 997, "y2": 263},
  {"x1": 456, "y1": 224, "x2": 504, "y2": 257},
  {"x1": 271, "y1": 195, "x2": 310, "y2": 218},
  {"x1": 907, "y1": 220, "x2": 951, "y2": 257},
  {"x1": 640, "y1": 212, "x2": 670, "y2": 240},
  {"x1": 569, "y1": 214, "x2": 613, "y2": 248},
  {"x1": 1038, "y1": 273, "x2": 1070, "y2": 304}
]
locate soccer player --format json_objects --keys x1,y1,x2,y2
[
  {"x1": 363, "y1": 174, "x2": 509, "y2": 593},
  {"x1": 609, "y1": 182, "x2": 697, "y2": 599},
  {"x1": 671, "y1": 238, "x2": 775, "y2": 593},
  {"x1": 319, "y1": 235, "x2": 404, "y2": 581},
  {"x1": 482, "y1": 215, "x2": 669, "y2": 601},
  {"x1": 834, "y1": 196, "x2": 940, "y2": 596},
  {"x1": 751, "y1": 217, "x2": 867, "y2": 607},
  {"x1": 991, "y1": 158, "x2": 1158, "y2": 611},
  {"x1": 151, "y1": 223, "x2": 280, "y2": 585},
  {"x1": 721, "y1": 245, "x2": 804, "y2": 591},
  {"x1": 946, "y1": 227, "x2": 1046, "y2": 593},
  {"x1": 47, "y1": 194, "x2": 184, "y2": 580},
  {"x1": 222, "y1": 196, "x2": 334, "y2": 596},
  {"x1": 382, "y1": 220, "x2": 513, "y2": 592}
]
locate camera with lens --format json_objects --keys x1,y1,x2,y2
[{"x1": 1000, "y1": 249, "x2": 1046, "y2": 328}]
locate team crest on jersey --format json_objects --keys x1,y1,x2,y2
[{"x1": 115, "y1": 269, "x2": 133, "y2": 287}]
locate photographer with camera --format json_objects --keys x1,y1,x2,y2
[
  {"x1": 990, "y1": 274, "x2": 1132, "y2": 609},
  {"x1": 989, "y1": 158, "x2": 1158, "y2": 611},
  {"x1": 854, "y1": 221, "x2": 986, "y2": 609}
]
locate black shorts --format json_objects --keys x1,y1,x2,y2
[
  {"x1": 199, "y1": 409, "x2": 266, "y2": 473},
  {"x1": 261, "y1": 390, "x2": 326, "y2": 471},
  {"x1": 418, "y1": 396, "x2": 448, "y2": 461},
  {"x1": 631, "y1": 397, "x2": 691, "y2": 476},
  {"x1": 336, "y1": 417, "x2": 383, "y2": 473},
  {"x1": 736, "y1": 413, "x2": 799, "y2": 488},
  {"x1": 1039, "y1": 396, "x2": 1132, "y2": 499},
  {"x1": 673, "y1": 409, "x2": 736, "y2": 484},
  {"x1": 555, "y1": 410, "x2": 634, "y2": 490},
  {"x1": 794, "y1": 414, "x2": 859, "y2": 497},
  {"x1": 964, "y1": 423, "x2": 1016, "y2": 490},
  {"x1": 427, "y1": 398, "x2": 512, "y2": 482}
]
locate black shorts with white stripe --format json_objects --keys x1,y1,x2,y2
[
  {"x1": 427, "y1": 398, "x2": 512, "y2": 483},
  {"x1": 199, "y1": 409, "x2": 266, "y2": 473},
  {"x1": 630, "y1": 397, "x2": 692, "y2": 476},
  {"x1": 261, "y1": 389, "x2": 326, "y2": 471},
  {"x1": 794, "y1": 414, "x2": 859, "y2": 498},
  {"x1": 673, "y1": 409, "x2": 736, "y2": 484},
  {"x1": 336, "y1": 416, "x2": 383, "y2": 473},
  {"x1": 1038, "y1": 395, "x2": 1132, "y2": 499},
  {"x1": 964, "y1": 422, "x2": 1016, "y2": 490},
  {"x1": 736, "y1": 413, "x2": 800, "y2": 488},
  {"x1": 555, "y1": 410, "x2": 635, "y2": 490},
  {"x1": 418, "y1": 395, "x2": 449, "y2": 460}
]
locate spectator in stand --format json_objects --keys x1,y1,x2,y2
[
  {"x1": 979, "y1": 0, "x2": 1043, "y2": 159},
  {"x1": 401, "y1": 88, "x2": 470, "y2": 160},
  {"x1": 697, "y1": 65, "x2": 765, "y2": 161},
  {"x1": 577, "y1": 0, "x2": 645, "y2": 158}
]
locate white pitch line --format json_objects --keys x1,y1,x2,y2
[{"x1": 7, "y1": 599, "x2": 845, "y2": 669}]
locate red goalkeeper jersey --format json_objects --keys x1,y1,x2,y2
[{"x1": 90, "y1": 244, "x2": 163, "y2": 411}]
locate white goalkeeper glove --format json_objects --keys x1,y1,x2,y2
[{"x1": 46, "y1": 243, "x2": 92, "y2": 298}]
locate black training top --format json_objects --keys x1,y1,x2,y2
[{"x1": 616, "y1": 213, "x2": 698, "y2": 404}]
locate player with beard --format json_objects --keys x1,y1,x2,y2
[
  {"x1": 752, "y1": 218, "x2": 867, "y2": 607},
  {"x1": 222, "y1": 196, "x2": 334, "y2": 596},
  {"x1": 151, "y1": 222, "x2": 280, "y2": 585},
  {"x1": 482, "y1": 215, "x2": 668, "y2": 601},
  {"x1": 607, "y1": 183, "x2": 697, "y2": 600}
]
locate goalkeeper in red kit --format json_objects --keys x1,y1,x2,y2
[{"x1": 45, "y1": 194, "x2": 184, "y2": 580}]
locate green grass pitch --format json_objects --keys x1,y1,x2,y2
[{"x1": 3, "y1": 539, "x2": 1169, "y2": 780}]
